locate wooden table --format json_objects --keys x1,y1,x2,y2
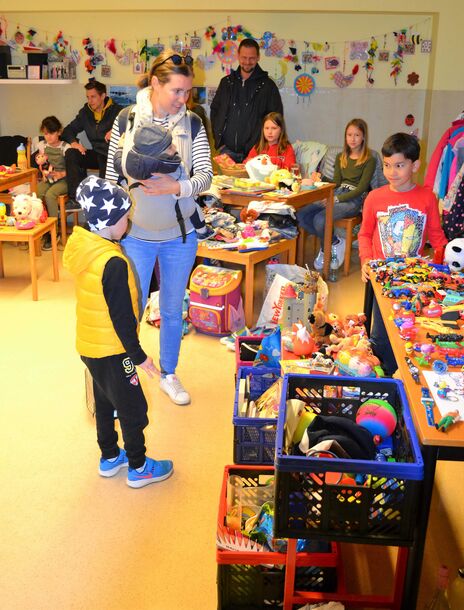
[
  {"x1": 197, "y1": 237, "x2": 297, "y2": 327},
  {"x1": 0, "y1": 217, "x2": 59, "y2": 300},
  {"x1": 364, "y1": 277, "x2": 464, "y2": 610},
  {"x1": 0, "y1": 167, "x2": 38, "y2": 197},
  {"x1": 220, "y1": 183, "x2": 335, "y2": 279}
]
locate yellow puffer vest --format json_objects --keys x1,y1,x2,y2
[{"x1": 63, "y1": 227, "x2": 139, "y2": 358}]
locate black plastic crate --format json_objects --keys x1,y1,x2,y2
[
  {"x1": 233, "y1": 367, "x2": 281, "y2": 464},
  {"x1": 217, "y1": 562, "x2": 338, "y2": 610},
  {"x1": 274, "y1": 375, "x2": 424, "y2": 546}
]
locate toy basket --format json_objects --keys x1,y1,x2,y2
[
  {"x1": 235, "y1": 335, "x2": 265, "y2": 370},
  {"x1": 233, "y1": 367, "x2": 281, "y2": 464},
  {"x1": 274, "y1": 375, "x2": 424, "y2": 546},
  {"x1": 217, "y1": 465, "x2": 338, "y2": 609}
]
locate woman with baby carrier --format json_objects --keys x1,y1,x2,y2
[{"x1": 106, "y1": 49, "x2": 213, "y2": 406}]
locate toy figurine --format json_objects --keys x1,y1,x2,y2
[{"x1": 435, "y1": 409, "x2": 460, "y2": 432}]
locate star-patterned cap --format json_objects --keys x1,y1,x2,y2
[{"x1": 76, "y1": 176, "x2": 131, "y2": 232}]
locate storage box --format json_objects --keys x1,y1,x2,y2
[
  {"x1": 7, "y1": 65, "x2": 26, "y2": 79},
  {"x1": 235, "y1": 335, "x2": 265, "y2": 370},
  {"x1": 274, "y1": 375, "x2": 424, "y2": 545},
  {"x1": 217, "y1": 465, "x2": 338, "y2": 609},
  {"x1": 27, "y1": 65, "x2": 41, "y2": 80},
  {"x1": 233, "y1": 367, "x2": 281, "y2": 464}
]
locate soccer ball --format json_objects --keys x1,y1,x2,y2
[{"x1": 444, "y1": 238, "x2": 464, "y2": 271}]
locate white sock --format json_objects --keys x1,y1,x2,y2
[
  {"x1": 136, "y1": 462, "x2": 146, "y2": 473},
  {"x1": 107, "y1": 455, "x2": 118, "y2": 463}
]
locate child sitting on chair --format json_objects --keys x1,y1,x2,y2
[
  {"x1": 33, "y1": 116, "x2": 71, "y2": 250},
  {"x1": 114, "y1": 122, "x2": 215, "y2": 242}
]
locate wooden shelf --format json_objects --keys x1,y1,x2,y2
[{"x1": 0, "y1": 79, "x2": 76, "y2": 84}]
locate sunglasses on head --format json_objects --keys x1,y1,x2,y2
[{"x1": 156, "y1": 54, "x2": 194, "y2": 69}]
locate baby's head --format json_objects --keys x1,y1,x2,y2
[
  {"x1": 76, "y1": 176, "x2": 131, "y2": 239},
  {"x1": 114, "y1": 122, "x2": 182, "y2": 180}
]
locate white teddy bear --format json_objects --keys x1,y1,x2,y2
[{"x1": 12, "y1": 193, "x2": 46, "y2": 229}]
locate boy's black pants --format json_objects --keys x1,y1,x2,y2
[
  {"x1": 82, "y1": 353, "x2": 148, "y2": 470},
  {"x1": 65, "y1": 148, "x2": 107, "y2": 198}
]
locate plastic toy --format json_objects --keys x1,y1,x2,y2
[
  {"x1": 405, "y1": 357, "x2": 420, "y2": 383},
  {"x1": 266, "y1": 168, "x2": 300, "y2": 192},
  {"x1": 434, "y1": 380, "x2": 458, "y2": 401},
  {"x1": 420, "y1": 387, "x2": 436, "y2": 426},
  {"x1": 356, "y1": 398, "x2": 397, "y2": 439},
  {"x1": 292, "y1": 322, "x2": 316, "y2": 357},
  {"x1": 422, "y1": 300, "x2": 443, "y2": 318},
  {"x1": 435, "y1": 409, "x2": 460, "y2": 432}
]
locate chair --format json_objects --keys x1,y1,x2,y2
[
  {"x1": 334, "y1": 214, "x2": 362, "y2": 276},
  {"x1": 57, "y1": 194, "x2": 79, "y2": 246},
  {"x1": 0, "y1": 136, "x2": 32, "y2": 209}
]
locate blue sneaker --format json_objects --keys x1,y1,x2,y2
[
  {"x1": 99, "y1": 448, "x2": 129, "y2": 477},
  {"x1": 127, "y1": 457, "x2": 174, "y2": 489}
]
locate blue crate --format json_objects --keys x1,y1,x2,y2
[
  {"x1": 233, "y1": 367, "x2": 281, "y2": 465},
  {"x1": 274, "y1": 374, "x2": 424, "y2": 545}
]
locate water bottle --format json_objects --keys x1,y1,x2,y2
[
  {"x1": 328, "y1": 244, "x2": 338, "y2": 282},
  {"x1": 16, "y1": 143, "x2": 27, "y2": 170},
  {"x1": 425, "y1": 565, "x2": 451, "y2": 610},
  {"x1": 448, "y1": 568, "x2": 464, "y2": 609}
]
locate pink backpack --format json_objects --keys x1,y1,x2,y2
[{"x1": 188, "y1": 265, "x2": 244, "y2": 336}]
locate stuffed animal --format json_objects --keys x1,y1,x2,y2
[
  {"x1": 444, "y1": 238, "x2": 464, "y2": 272},
  {"x1": 12, "y1": 193, "x2": 47, "y2": 229},
  {"x1": 309, "y1": 308, "x2": 334, "y2": 345},
  {"x1": 35, "y1": 152, "x2": 56, "y2": 183},
  {"x1": 266, "y1": 168, "x2": 300, "y2": 192}
]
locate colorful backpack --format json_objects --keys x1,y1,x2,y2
[{"x1": 188, "y1": 264, "x2": 244, "y2": 336}]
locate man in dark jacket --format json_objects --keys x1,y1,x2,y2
[
  {"x1": 62, "y1": 79, "x2": 122, "y2": 209},
  {"x1": 210, "y1": 39, "x2": 283, "y2": 163}
]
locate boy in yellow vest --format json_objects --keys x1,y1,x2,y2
[{"x1": 63, "y1": 176, "x2": 173, "y2": 488}]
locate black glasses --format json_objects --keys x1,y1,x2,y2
[{"x1": 155, "y1": 54, "x2": 194, "y2": 69}]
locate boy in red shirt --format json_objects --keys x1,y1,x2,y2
[{"x1": 358, "y1": 133, "x2": 447, "y2": 375}]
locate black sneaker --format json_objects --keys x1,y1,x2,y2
[
  {"x1": 42, "y1": 234, "x2": 60, "y2": 251},
  {"x1": 65, "y1": 198, "x2": 81, "y2": 212}
]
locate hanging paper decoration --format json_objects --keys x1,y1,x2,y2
[
  {"x1": 53, "y1": 31, "x2": 69, "y2": 56},
  {"x1": 265, "y1": 35, "x2": 285, "y2": 57},
  {"x1": 407, "y1": 71, "x2": 419, "y2": 86},
  {"x1": 324, "y1": 56, "x2": 340, "y2": 70},
  {"x1": 261, "y1": 31, "x2": 273, "y2": 50},
  {"x1": 70, "y1": 48, "x2": 81, "y2": 65},
  {"x1": 221, "y1": 24, "x2": 253, "y2": 42},
  {"x1": 284, "y1": 40, "x2": 302, "y2": 71},
  {"x1": 190, "y1": 32, "x2": 202, "y2": 50},
  {"x1": 379, "y1": 50, "x2": 389, "y2": 62},
  {"x1": 294, "y1": 73, "x2": 315, "y2": 100},
  {"x1": 213, "y1": 39, "x2": 238, "y2": 73},
  {"x1": 24, "y1": 29, "x2": 41, "y2": 51},
  {"x1": 0, "y1": 16, "x2": 8, "y2": 45},
  {"x1": 350, "y1": 41, "x2": 368, "y2": 61},
  {"x1": 271, "y1": 59, "x2": 288, "y2": 89},
  {"x1": 82, "y1": 37, "x2": 104, "y2": 73},
  {"x1": 311, "y1": 42, "x2": 324, "y2": 52},
  {"x1": 404, "y1": 42, "x2": 415, "y2": 55},
  {"x1": 332, "y1": 64, "x2": 359, "y2": 88},
  {"x1": 390, "y1": 29, "x2": 406, "y2": 85},
  {"x1": 421, "y1": 40, "x2": 432, "y2": 53},
  {"x1": 196, "y1": 54, "x2": 216, "y2": 71},
  {"x1": 364, "y1": 37, "x2": 378, "y2": 85},
  {"x1": 172, "y1": 36, "x2": 182, "y2": 53},
  {"x1": 204, "y1": 26, "x2": 218, "y2": 50}
]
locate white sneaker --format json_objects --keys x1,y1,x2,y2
[
  {"x1": 160, "y1": 374, "x2": 191, "y2": 405},
  {"x1": 333, "y1": 236, "x2": 346, "y2": 269},
  {"x1": 313, "y1": 249, "x2": 324, "y2": 271}
]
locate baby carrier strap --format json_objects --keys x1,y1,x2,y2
[{"x1": 118, "y1": 105, "x2": 200, "y2": 244}]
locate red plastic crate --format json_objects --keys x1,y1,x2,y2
[{"x1": 217, "y1": 465, "x2": 339, "y2": 610}]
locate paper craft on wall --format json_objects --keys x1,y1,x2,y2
[
  {"x1": 294, "y1": 73, "x2": 315, "y2": 102},
  {"x1": 324, "y1": 56, "x2": 340, "y2": 70},
  {"x1": 350, "y1": 40, "x2": 368, "y2": 61}
]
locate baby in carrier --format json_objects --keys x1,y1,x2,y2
[{"x1": 114, "y1": 122, "x2": 215, "y2": 241}]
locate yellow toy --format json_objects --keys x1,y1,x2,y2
[{"x1": 266, "y1": 169, "x2": 300, "y2": 193}]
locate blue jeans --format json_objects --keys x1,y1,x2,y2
[
  {"x1": 296, "y1": 186, "x2": 364, "y2": 242},
  {"x1": 370, "y1": 298, "x2": 398, "y2": 377},
  {"x1": 121, "y1": 231, "x2": 198, "y2": 375}
]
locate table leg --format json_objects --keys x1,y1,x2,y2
[
  {"x1": 283, "y1": 538, "x2": 298, "y2": 610},
  {"x1": 29, "y1": 236, "x2": 38, "y2": 300},
  {"x1": 401, "y1": 445, "x2": 438, "y2": 610},
  {"x1": 363, "y1": 280, "x2": 374, "y2": 337},
  {"x1": 288, "y1": 238, "x2": 296, "y2": 265},
  {"x1": 296, "y1": 227, "x2": 305, "y2": 267},
  {"x1": 50, "y1": 223, "x2": 59, "y2": 281},
  {"x1": 0, "y1": 242, "x2": 3, "y2": 278},
  {"x1": 322, "y1": 188, "x2": 334, "y2": 280},
  {"x1": 244, "y1": 258, "x2": 254, "y2": 328}
]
